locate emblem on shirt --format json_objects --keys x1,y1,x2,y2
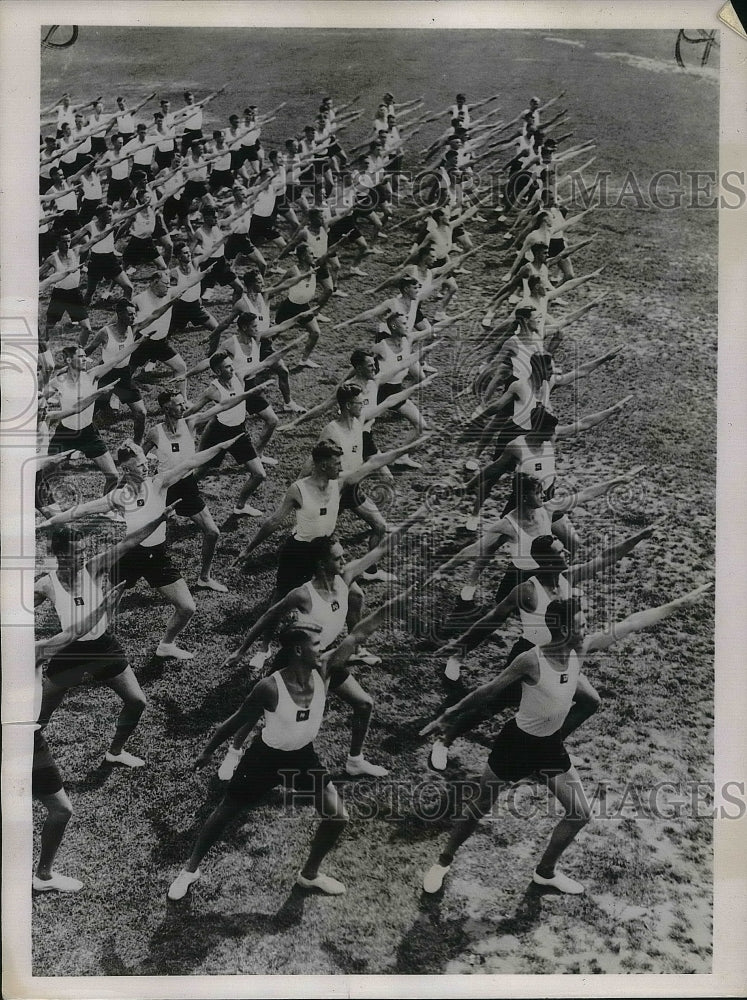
[
  {"x1": 171, "y1": 443, "x2": 180, "y2": 452},
  {"x1": 535, "y1": 462, "x2": 542, "y2": 471},
  {"x1": 331, "y1": 601, "x2": 340, "y2": 612},
  {"x1": 319, "y1": 507, "x2": 327, "y2": 516},
  {"x1": 560, "y1": 673, "x2": 568, "y2": 684},
  {"x1": 136, "y1": 498, "x2": 145, "y2": 507},
  {"x1": 74, "y1": 596, "x2": 85, "y2": 606},
  {"x1": 296, "y1": 709, "x2": 310, "y2": 722}
]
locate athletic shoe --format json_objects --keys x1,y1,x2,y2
[
  {"x1": 481, "y1": 315, "x2": 494, "y2": 329},
  {"x1": 105, "y1": 749, "x2": 145, "y2": 768},
  {"x1": 392, "y1": 455, "x2": 422, "y2": 470},
  {"x1": 33, "y1": 872, "x2": 84, "y2": 893},
  {"x1": 361, "y1": 568, "x2": 397, "y2": 584},
  {"x1": 282, "y1": 401, "x2": 307, "y2": 413},
  {"x1": 423, "y1": 862, "x2": 451, "y2": 894},
  {"x1": 218, "y1": 746, "x2": 243, "y2": 781},
  {"x1": 167, "y1": 868, "x2": 201, "y2": 901},
  {"x1": 472, "y1": 214, "x2": 488, "y2": 223},
  {"x1": 430, "y1": 740, "x2": 449, "y2": 771},
  {"x1": 444, "y1": 656, "x2": 461, "y2": 682},
  {"x1": 460, "y1": 584, "x2": 476, "y2": 602},
  {"x1": 346, "y1": 756, "x2": 389, "y2": 778},
  {"x1": 232, "y1": 503, "x2": 264, "y2": 516},
  {"x1": 260, "y1": 455, "x2": 278, "y2": 466},
  {"x1": 70, "y1": 451, "x2": 85, "y2": 460},
  {"x1": 532, "y1": 870, "x2": 585, "y2": 894},
  {"x1": 297, "y1": 358, "x2": 321, "y2": 369},
  {"x1": 315, "y1": 315, "x2": 332, "y2": 324},
  {"x1": 143, "y1": 361, "x2": 157, "y2": 372},
  {"x1": 126, "y1": 266, "x2": 137, "y2": 276},
  {"x1": 463, "y1": 458, "x2": 480, "y2": 473},
  {"x1": 109, "y1": 394, "x2": 121, "y2": 411},
  {"x1": 368, "y1": 246, "x2": 385, "y2": 256},
  {"x1": 553, "y1": 296, "x2": 569, "y2": 306},
  {"x1": 249, "y1": 648, "x2": 270, "y2": 670},
  {"x1": 348, "y1": 267, "x2": 368, "y2": 277},
  {"x1": 464, "y1": 515, "x2": 479, "y2": 532},
  {"x1": 296, "y1": 872, "x2": 346, "y2": 895},
  {"x1": 331, "y1": 289, "x2": 349, "y2": 298},
  {"x1": 452, "y1": 267, "x2": 472, "y2": 275},
  {"x1": 195, "y1": 577, "x2": 229, "y2": 593},
  {"x1": 421, "y1": 363, "x2": 438, "y2": 375},
  {"x1": 155, "y1": 642, "x2": 195, "y2": 660},
  {"x1": 347, "y1": 646, "x2": 382, "y2": 666}
]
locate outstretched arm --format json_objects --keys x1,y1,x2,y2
[
  {"x1": 568, "y1": 523, "x2": 656, "y2": 586},
  {"x1": 194, "y1": 678, "x2": 272, "y2": 768},
  {"x1": 555, "y1": 394, "x2": 632, "y2": 438},
  {"x1": 585, "y1": 582, "x2": 713, "y2": 653},
  {"x1": 343, "y1": 432, "x2": 432, "y2": 486}
]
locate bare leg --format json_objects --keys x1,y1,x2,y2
[
  {"x1": 235, "y1": 458, "x2": 266, "y2": 508},
  {"x1": 252, "y1": 406, "x2": 278, "y2": 455},
  {"x1": 92, "y1": 451, "x2": 118, "y2": 495},
  {"x1": 157, "y1": 578, "x2": 196, "y2": 645},
  {"x1": 535, "y1": 766, "x2": 591, "y2": 878},
  {"x1": 191, "y1": 507, "x2": 220, "y2": 581},
  {"x1": 35, "y1": 789, "x2": 74, "y2": 879},
  {"x1": 559, "y1": 674, "x2": 600, "y2": 740},
  {"x1": 105, "y1": 665, "x2": 147, "y2": 754},
  {"x1": 300, "y1": 782, "x2": 348, "y2": 880},
  {"x1": 183, "y1": 797, "x2": 243, "y2": 873},
  {"x1": 437, "y1": 763, "x2": 509, "y2": 866},
  {"x1": 332, "y1": 675, "x2": 374, "y2": 758}
]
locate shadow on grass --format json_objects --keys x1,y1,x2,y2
[{"x1": 64, "y1": 758, "x2": 125, "y2": 794}]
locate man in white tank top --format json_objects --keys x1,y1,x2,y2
[
  {"x1": 168, "y1": 622, "x2": 350, "y2": 900},
  {"x1": 40, "y1": 230, "x2": 93, "y2": 343},
  {"x1": 223, "y1": 535, "x2": 400, "y2": 778},
  {"x1": 78, "y1": 204, "x2": 135, "y2": 305},
  {"x1": 421, "y1": 583, "x2": 713, "y2": 897}
]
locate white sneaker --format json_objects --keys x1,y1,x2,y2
[
  {"x1": 331, "y1": 289, "x2": 349, "y2": 298},
  {"x1": 423, "y1": 862, "x2": 451, "y2": 894},
  {"x1": 296, "y1": 872, "x2": 346, "y2": 895},
  {"x1": 481, "y1": 315, "x2": 494, "y2": 329},
  {"x1": 259, "y1": 455, "x2": 278, "y2": 466},
  {"x1": 464, "y1": 515, "x2": 479, "y2": 532},
  {"x1": 460, "y1": 584, "x2": 476, "y2": 602},
  {"x1": 444, "y1": 656, "x2": 461, "y2": 682},
  {"x1": 126, "y1": 266, "x2": 136, "y2": 276},
  {"x1": 218, "y1": 746, "x2": 243, "y2": 781},
  {"x1": 532, "y1": 870, "x2": 585, "y2": 895},
  {"x1": 282, "y1": 400, "x2": 307, "y2": 413},
  {"x1": 109, "y1": 394, "x2": 121, "y2": 411},
  {"x1": 233, "y1": 503, "x2": 264, "y2": 516},
  {"x1": 361, "y1": 568, "x2": 397, "y2": 584},
  {"x1": 195, "y1": 577, "x2": 229, "y2": 593},
  {"x1": 346, "y1": 756, "x2": 389, "y2": 777},
  {"x1": 167, "y1": 868, "x2": 201, "y2": 901},
  {"x1": 155, "y1": 642, "x2": 195, "y2": 660},
  {"x1": 368, "y1": 246, "x2": 385, "y2": 256},
  {"x1": 315, "y1": 315, "x2": 332, "y2": 325},
  {"x1": 144, "y1": 361, "x2": 157, "y2": 372},
  {"x1": 348, "y1": 267, "x2": 368, "y2": 277},
  {"x1": 33, "y1": 872, "x2": 84, "y2": 893},
  {"x1": 463, "y1": 458, "x2": 480, "y2": 472},
  {"x1": 297, "y1": 358, "x2": 321, "y2": 368},
  {"x1": 70, "y1": 450, "x2": 85, "y2": 460},
  {"x1": 249, "y1": 648, "x2": 270, "y2": 670},
  {"x1": 430, "y1": 740, "x2": 449, "y2": 771},
  {"x1": 421, "y1": 363, "x2": 438, "y2": 375},
  {"x1": 105, "y1": 749, "x2": 145, "y2": 768}
]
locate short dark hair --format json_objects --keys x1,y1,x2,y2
[
  {"x1": 311, "y1": 441, "x2": 343, "y2": 463},
  {"x1": 336, "y1": 382, "x2": 362, "y2": 407},
  {"x1": 209, "y1": 351, "x2": 230, "y2": 373},
  {"x1": 50, "y1": 525, "x2": 86, "y2": 557},
  {"x1": 308, "y1": 533, "x2": 340, "y2": 570},
  {"x1": 545, "y1": 597, "x2": 582, "y2": 643},
  {"x1": 117, "y1": 444, "x2": 138, "y2": 464},
  {"x1": 236, "y1": 311, "x2": 258, "y2": 328},
  {"x1": 350, "y1": 348, "x2": 374, "y2": 368},
  {"x1": 114, "y1": 299, "x2": 133, "y2": 314},
  {"x1": 243, "y1": 268, "x2": 262, "y2": 286},
  {"x1": 157, "y1": 388, "x2": 181, "y2": 409}
]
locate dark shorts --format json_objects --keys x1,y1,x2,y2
[
  {"x1": 226, "y1": 736, "x2": 330, "y2": 805},
  {"x1": 316, "y1": 261, "x2": 331, "y2": 282},
  {"x1": 377, "y1": 382, "x2": 406, "y2": 410},
  {"x1": 123, "y1": 235, "x2": 161, "y2": 267},
  {"x1": 77, "y1": 198, "x2": 101, "y2": 226},
  {"x1": 97, "y1": 364, "x2": 142, "y2": 404},
  {"x1": 339, "y1": 481, "x2": 368, "y2": 511},
  {"x1": 169, "y1": 298, "x2": 213, "y2": 332},
  {"x1": 200, "y1": 256, "x2": 237, "y2": 289},
  {"x1": 494, "y1": 565, "x2": 536, "y2": 604},
  {"x1": 45, "y1": 631, "x2": 128, "y2": 686},
  {"x1": 87, "y1": 251, "x2": 123, "y2": 283},
  {"x1": 362, "y1": 429, "x2": 377, "y2": 460},
  {"x1": 275, "y1": 298, "x2": 314, "y2": 325},
  {"x1": 275, "y1": 535, "x2": 324, "y2": 596},
  {"x1": 230, "y1": 149, "x2": 244, "y2": 172},
  {"x1": 111, "y1": 542, "x2": 182, "y2": 590},
  {"x1": 241, "y1": 388, "x2": 270, "y2": 415},
  {"x1": 48, "y1": 422, "x2": 108, "y2": 460},
  {"x1": 131, "y1": 336, "x2": 178, "y2": 367},
  {"x1": 91, "y1": 136, "x2": 108, "y2": 156},
  {"x1": 47, "y1": 286, "x2": 88, "y2": 323},
  {"x1": 490, "y1": 420, "x2": 527, "y2": 461},
  {"x1": 154, "y1": 148, "x2": 175, "y2": 171},
  {"x1": 488, "y1": 718, "x2": 572, "y2": 782},
  {"x1": 281, "y1": 183, "x2": 304, "y2": 207},
  {"x1": 32, "y1": 730, "x2": 64, "y2": 797},
  {"x1": 209, "y1": 168, "x2": 234, "y2": 192},
  {"x1": 181, "y1": 129, "x2": 203, "y2": 154},
  {"x1": 165, "y1": 473, "x2": 206, "y2": 518},
  {"x1": 329, "y1": 216, "x2": 362, "y2": 243},
  {"x1": 548, "y1": 237, "x2": 565, "y2": 259},
  {"x1": 225, "y1": 232, "x2": 257, "y2": 261},
  {"x1": 200, "y1": 418, "x2": 257, "y2": 466},
  {"x1": 107, "y1": 177, "x2": 132, "y2": 205},
  {"x1": 248, "y1": 214, "x2": 281, "y2": 244}
]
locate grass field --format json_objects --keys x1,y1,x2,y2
[{"x1": 34, "y1": 27, "x2": 717, "y2": 976}]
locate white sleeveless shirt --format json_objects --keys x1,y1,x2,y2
[
  {"x1": 321, "y1": 418, "x2": 363, "y2": 474},
  {"x1": 212, "y1": 375, "x2": 246, "y2": 426},
  {"x1": 518, "y1": 574, "x2": 571, "y2": 646},
  {"x1": 516, "y1": 648, "x2": 580, "y2": 737},
  {"x1": 56, "y1": 371, "x2": 96, "y2": 431},
  {"x1": 154, "y1": 420, "x2": 195, "y2": 470},
  {"x1": 261, "y1": 670, "x2": 326, "y2": 750},
  {"x1": 303, "y1": 576, "x2": 349, "y2": 650},
  {"x1": 293, "y1": 478, "x2": 340, "y2": 542},
  {"x1": 101, "y1": 325, "x2": 134, "y2": 369},
  {"x1": 502, "y1": 507, "x2": 552, "y2": 570},
  {"x1": 47, "y1": 566, "x2": 107, "y2": 641},
  {"x1": 118, "y1": 478, "x2": 166, "y2": 547}
]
